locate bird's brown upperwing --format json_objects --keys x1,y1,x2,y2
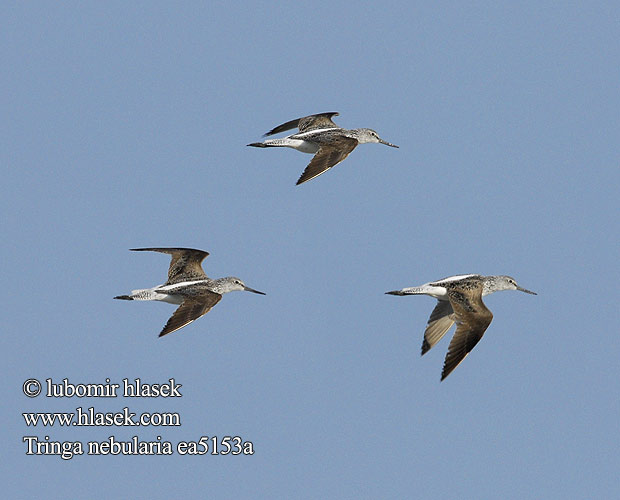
[
  {"x1": 131, "y1": 248, "x2": 209, "y2": 285},
  {"x1": 264, "y1": 112, "x2": 340, "y2": 136},
  {"x1": 441, "y1": 287, "x2": 493, "y2": 380},
  {"x1": 158, "y1": 291, "x2": 222, "y2": 337},
  {"x1": 296, "y1": 138, "x2": 358, "y2": 185}
]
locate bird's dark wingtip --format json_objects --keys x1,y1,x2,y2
[
  {"x1": 440, "y1": 366, "x2": 453, "y2": 381},
  {"x1": 421, "y1": 340, "x2": 431, "y2": 356}
]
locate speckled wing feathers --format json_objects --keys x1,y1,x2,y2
[
  {"x1": 130, "y1": 248, "x2": 209, "y2": 285},
  {"x1": 441, "y1": 283, "x2": 493, "y2": 380},
  {"x1": 263, "y1": 112, "x2": 340, "y2": 136}
]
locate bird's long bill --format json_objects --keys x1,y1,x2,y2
[
  {"x1": 379, "y1": 139, "x2": 399, "y2": 148},
  {"x1": 385, "y1": 290, "x2": 404, "y2": 295},
  {"x1": 244, "y1": 285, "x2": 266, "y2": 295},
  {"x1": 517, "y1": 285, "x2": 537, "y2": 295}
]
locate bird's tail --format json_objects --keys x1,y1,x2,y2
[
  {"x1": 247, "y1": 138, "x2": 291, "y2": 148},
  {"x1": 114, "y1": 288, "x2": 161, "y2": 301},
  {"x1": 385, "y1": 286, "x2": 427, "y2": 296}
]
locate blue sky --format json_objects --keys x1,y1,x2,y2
[{"x1": 4, "y1": 1, "x2": 619, "y2": 498}]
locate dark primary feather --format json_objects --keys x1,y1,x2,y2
[
  {"x1": 130, "y1": 247, "x2": 209, "y2": 285},
  {"x1": 263, "y1": 112, "x2": 340, "y2": 136}
]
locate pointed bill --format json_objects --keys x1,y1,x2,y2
[{"x1": 379, "y1": 138, "x2": 399, "y2": 148}]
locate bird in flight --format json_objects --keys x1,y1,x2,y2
[
  {"x1": 248, "y1": 112, "x2": 398, "y2": 185},
  {"x1": 114, "y1": 247, "x2": 265, "y2": 337},
  {"x1": 386, "y1": 274, "x2": 536, "y2": 380}
]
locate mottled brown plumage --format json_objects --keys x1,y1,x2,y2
[
  {"x1": 130, "y1": 247, "x2": 209, "y2": 285},
  {"x1": 249, "y1": 111, "x2": 398, "y2": 185},
  {"x1": 440, "y1": 281, "x2": 494, "y2": 380},
  {"x1": 263, "y1": 112, "x2": 340, "y2": 136},
  {"x1": 115, "y1": 248, "x2": 264, "y2": 338},
  {"x1": 386, "y1": 274, "x2": 536, "y2": 380}
]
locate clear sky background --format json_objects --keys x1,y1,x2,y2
[{"x1": 3, "y1": 1, "x2": 619, "y2": 499}]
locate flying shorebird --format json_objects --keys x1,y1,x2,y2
[
  {"x1": 386, "y1": 274, "x2": 536, "y2": 380},
  {"x1": 247, "y1": 112, "x2": 399, "y2": 185},
  {"x1": 114, "y1": 248, "x2": 265, "y2": 337}
]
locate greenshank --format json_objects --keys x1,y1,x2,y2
[
  {"x1": 386, "y1": 274, "x2": 536, "y2": 380},
  {"x1": 248, "y1": 112, "x2": 398, "y2": 185},
  {"x1": 114, "y1": 248, "x2": 265, "y2": 337}
]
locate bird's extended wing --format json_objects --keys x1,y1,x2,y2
[
  {"x1": 441, "y1": 287, "x2": 493, "y2": 380},
  {"x1": 296, "y1": 137, "x2": 358, "y2": 185},
  {"x1": 158, "y1": 292, "x2": 222, "y2": 337},
  {"x1": 421, "y1": 300, "x2": 455, "y2": 355},
  {"x1": 131, "y1": 247, "x2": 209, "y2": 285},
  {"x1": 264, "y1": 112, "x2": 340, "y2": 136}
]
